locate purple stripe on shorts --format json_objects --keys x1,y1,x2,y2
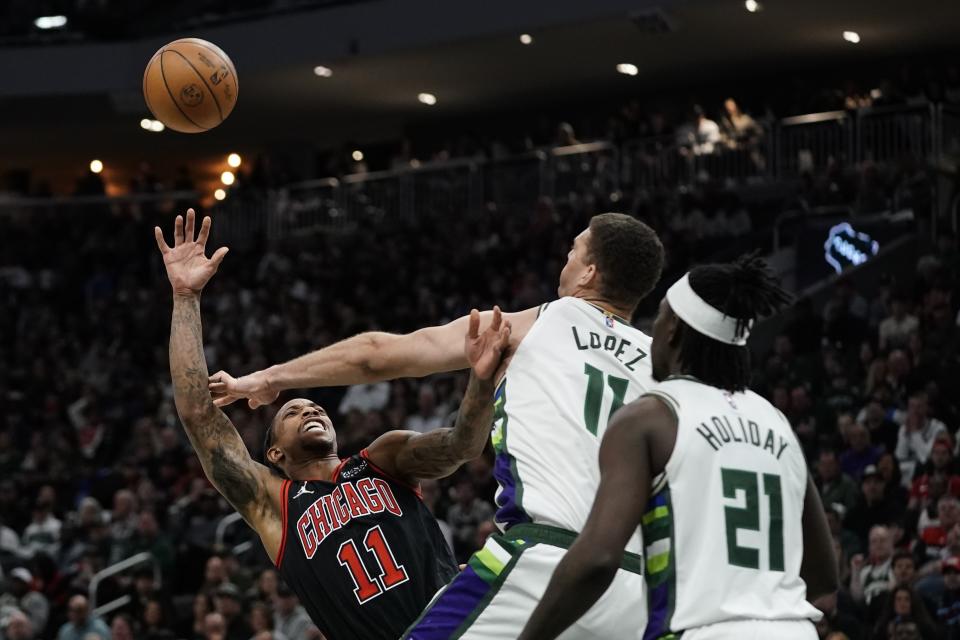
[
  {"x1": 643, "y1": 582, "x2": 669, "y2": 640},
  {"x1": 404, "y1": 566, "x2": 490, "y2": 640}
]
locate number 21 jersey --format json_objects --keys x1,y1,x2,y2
[{"x1": 641, "y1": 377, "x2": 820, "y2": 639}]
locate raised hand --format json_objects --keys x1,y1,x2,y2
[
  {"x1": 155, "y1": 208, "x2": 229, "y2": 297},
  {"x1": 465, "y1": 306, "x2": 512, "y2": 382},
  {"x1": 208, "y1": 369, "x2": 279, "y2": 409}
]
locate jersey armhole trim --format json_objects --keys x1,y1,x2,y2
[
  {"x1": 331, "y1": 457, "x2": 350, "y2": 482},
  {"x1": 644, "y1": 390, "x2": 680, "y2": 422},
  {"x1": 359, "y1": 448, "x2": 423, "y2": 498},
  {"x1": 274, "y1": 479, "x2": 292, "y2": 567}
]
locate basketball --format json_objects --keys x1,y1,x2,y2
[{"x1": 142, "y1": 38, "x2": 238, "y2": 133}]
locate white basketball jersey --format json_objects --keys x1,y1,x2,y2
[
  {"x1": 641, "y1": 376, "x2": 821, "y2": 637},
  {"x1": 491, "y1": 297, "x2": 654, "y2": 554}
]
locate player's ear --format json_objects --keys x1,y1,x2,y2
[
  {"x1": 579, "y1": 263, "x2": 597, "y2": 288},
  {"x1": 267, "y1": 446, "x2": 284, "y2": 466}
]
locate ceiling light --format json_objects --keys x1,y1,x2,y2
[
  {"x1": 89, "y1": 160, "x2": 103, "y2": 174},
  {"x1": 418, "y1": 92, "x2": 437, "y2": 106},
  {"x1": 744, "y1": 0, "x2": 760, "y2": 12},
  {"x1": 34, "y1": 15, "x2": 67, "y2": 29},
  {"x1": 140, "y1": 118, "x2": 151, "y2": 130},
  {"x1": 214, "y1": 189, "x2": 226, "y2": 201},
  {"x1": 843, "y1": 31, "x2": 861, "y2": 44},
  {"x1": 519, "y1": 34, "x2": 533, "y2": 45},
  {"x1": 227, "y1": 153, "x2": 242, "y2": 168},
  {"x1": 616, "y1": 63, "x2": 639, "y2": 76},
  {"x1": 313, "y1": 66, "x2": 333, "y2": 78},
  {"x1": 149, "y1": 120, "x2": 164, "y2": 132},
  {"x1": 221, "y1": 171, "x2": 235, "y2": 186},
  {"x1": 352, "y1": 150, "x2": 364, "y2": 162}
]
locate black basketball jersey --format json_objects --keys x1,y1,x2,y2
[{"x1": 276, "y1": 449, "x2": 457, "y2": 640}]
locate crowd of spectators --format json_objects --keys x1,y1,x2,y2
[{"x1": 752, "y1": 235, "x2": 960, "y2": 639}]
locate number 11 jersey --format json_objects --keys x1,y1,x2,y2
[
  {"x1": 276, "y1": 450, "x2": 457, "y2": 640},
  {"x1": 493, "y1": 297, "x2": 654, "y2": 555},
  {"x1": 641, "y1": 376, "x2": 820, "y2": 639}
]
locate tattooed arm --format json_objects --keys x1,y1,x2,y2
[
  {"x1": 158, "y1": 211, "x2": 283, "y2": 560},
  {"x1": 364, "y1": 308, "x2": 511, "y2": 484}
]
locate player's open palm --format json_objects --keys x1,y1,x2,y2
[
  {"x1": 465, "y1": 306, "x2": 512, "y2": 382},
  {"x1": 155, "y1": 208, "x2": 229, "y2": 296}
]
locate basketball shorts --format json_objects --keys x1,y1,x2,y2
[
  {"x1": 681, "y1": 619, "x2": 818, "y2": 640},
  {"x1": 402, "y1": 523, "x2": 647, "y2": 640}
]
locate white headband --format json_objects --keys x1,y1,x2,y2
[{"x1": 665, "y1": 273, "x2": 751, "y2": 346}]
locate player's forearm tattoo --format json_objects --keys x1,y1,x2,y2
[
  {"x1": 211, "y1": 442, "x2": 259, "y2": 509},
  {"x1": 169, "y1": 294, "x2": 265, "y2": 516},
  {"x1": 398, "y1": 374, "x2": 494, "y2": 478}
]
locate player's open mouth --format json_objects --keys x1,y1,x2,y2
[{"x1": 303, "y1": 420, "x2": 326, "y2": 433}]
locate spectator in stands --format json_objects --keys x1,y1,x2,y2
[
  {"x1": 2, "y1": 609, "x2": 35, "y2": 640},
  {"x1": 109, "y1": 614, "x2": 134, "y2": 640},
  {"x1": 202, "y1": 556, "x2": 228, "y2": 595},
  {"x1": 404, "y1": 385, "x2": 444, "y2": 434},
  {"x1": 337, "y1": 382, "x2": 390, "y2": 415},
  {"x1": 272, "y1": 584, "x2": 314, "y2": 640},
  {"x1": 880, "y1": 296, "x2": 920, "y2": 351},
  {"x1": 677, "y1": 105, "x2": 721, "y2": 156},
  {"x1": 916, "y1": 496, "x2": 960, "y2": 571},
  {"x1": 140, "y1": 598, "x2": 174, "y2": 640},
  {"x1": 108, "y1": 491, "x2": 138, "y2": 565},
  {"x1": 851, "y1": 525, "x2": 896, "y2": 608},
  {"x1": 891, "y1": 551, "x2": 918, "y2": 590},
  {"x1": 249, "y1": 602, "x2": 287, "y2": 640},
  {"x1": 446, "y1": 478, "x2": 495, "y2": 562},
  {"x1": 213, "y1": 583, "x2": 249, "y2": 640},
  {"x1": 119, "y1": 511, "x2": 175, "y2": 578},
  {"x1": 720, "y1": 98, "x2": 764, "y2": 150},
  {"x1": 937, "y1": 556, "x2": 960, "y2": 639},
  {"x1": 842, "y1": 423, "x2": 884, "y2": 480},
  {"x1": 57, "y1": 594, "x2": 111, "y2": 640},
  {"x1": 0, "y1": 568, "x2": 49, "y2": 633},
  {"x1": 862, "y1": 402, "x2": 902, "y2": 457},
  {"x1": 180, "y1": 592, "x2": 213, "y2": 640},
  {"x1": 896, "y1": 391, "x2": 949, "y2": 483},
  {"x1": 22, "y1": 486, "x2": 61, "y2": 560},
  {"x1": 420, "y1": 479, "x2": 454, "y2": 552},
  {"x1": 820, "y1": 449, "x2": 862, "y2": 516},
  {"x1": 247, "y1": 568, "x2": 280, "y2": 604},
  {"x1": 847, "y1": 466, "x2": 903, "y2": 543},
  {"x1": 872, "y1": 585, "x2": 939, "y2": 640},
  {"x1": 203, "y1": 612, "x2": 226, "y2": 640}
]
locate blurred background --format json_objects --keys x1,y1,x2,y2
[{"x1": 2, "y1": 0, "x2": 960, "y2": 639}]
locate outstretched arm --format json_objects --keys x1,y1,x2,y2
[
  {"x1": 518, "y1": 397, "x2": 675, "y2": 640},
  {"x1": 364, "y1": 307, "x2": 512, "y2": 484},
  {"x1": 209, "y1": 307, "x2": 537, "y2": 409},
  {"x1": 158, "y1": 211, "x2": 283, "y2": 559}
]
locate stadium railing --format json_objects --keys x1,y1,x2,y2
[
  {"x1": 1, "y1": 103, "x2": 952, "y2": 241},
  {"x1": 89, "y1": 551, "x2": 161, "y2": 619}
]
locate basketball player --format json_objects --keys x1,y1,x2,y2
[
  {"x1": 518, "y1": 255, "x2": 839, "y2": 640},
  {"x1": 209, "y1": 213, "x2": 665, "y2": 638},
  {"x1": 156, "y1": 210, "x2": 513, "y2": 640}
]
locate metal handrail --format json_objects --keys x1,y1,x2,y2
[
  {"x1": 215, "y1": 511, "x2": 255, "y2": 556},
  {"x1": 89, "y1": 551, "x2": 159, "y2": 617}
]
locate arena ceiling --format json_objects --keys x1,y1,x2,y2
[{"x1": 1, "y1": 0, "x2": 957, "y2": 190}]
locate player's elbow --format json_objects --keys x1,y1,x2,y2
[
  {"x1": 353, "y1": 332, "x2": 397, "y2": 380},
  {"x1": 175, "y1": 402, "x2": 216, "y2": 430},
  {"x1": 578, "y1": 551, "x2": 620, "y2": 588}
]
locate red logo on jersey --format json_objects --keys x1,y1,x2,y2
[{"x1": 296, "y1": 479, "x2": 403, "y2": 559}]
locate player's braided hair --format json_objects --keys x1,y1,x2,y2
[{"x1": 677, "y1": 253, "x2": 792, "y2": 392}]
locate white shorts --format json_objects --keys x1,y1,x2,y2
[
  {"x1": 403, "y1": 524, "x2": 647, "y2": 640},
  {"x1": 682, "y1": 619, "x2": 818, "y2": 640}
]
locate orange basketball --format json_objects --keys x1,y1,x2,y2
[{"x1": 143, "y1": 38, "x2": 238, "y2": 133}]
